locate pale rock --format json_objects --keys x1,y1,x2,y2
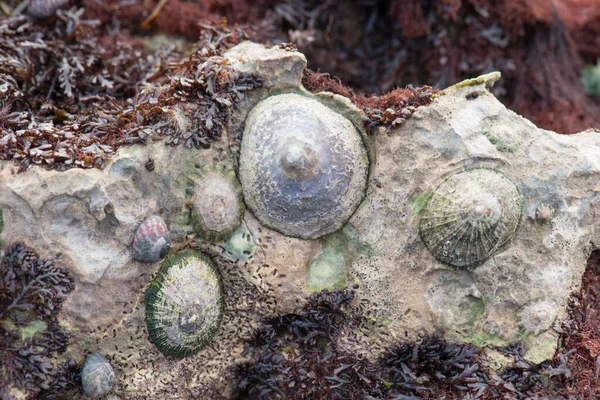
[{"x1": 1, "y1": 42, "x2": 599, "y2": 397}]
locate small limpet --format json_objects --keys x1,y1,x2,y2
[
  {"x1": 145, "y1": 250, "x2": 224, "y2": 358},
  {"x1": 189, "y1": 169, "x2": 244, "y2": 242},
  {"x1": 518, "y1": 300, "x2": 557, "y2": 335},
  {"x1": 419, "y1": 169, "x2": 523, "y2": 268}
]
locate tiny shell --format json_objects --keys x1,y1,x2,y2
[
  {"x1": 535, "y1": 203, "x2": 556, "y2": 225},
  {"x1": 239, "y1": 93, "x2": 369, "y2": 239},
  {"x1": 518, "y1": 300, "x2": 557, "y2": 335},
  {"x1": 81, "y1": 353, "x2": 115, "y2": 398},
  {"x1": 133, "y1": 215, "x2": 171, "y2": 263},
  {"x1": 419, "y1": 169, "x2": 523, "y2": 268},
  {"x1": 145, "y1": 251, "x2": 224, "y2": 358},
  {"x1": 28, "y1": 0, "x2": 69, "y2": 18},
  {"x1": 189, "y1": 170, "x2": 244, "y2": 242}
]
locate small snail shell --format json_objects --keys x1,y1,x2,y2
[
  {"x1": 81, "y1": 353, "x2": 115, "y2": 398},
  {"x1": 133, "y1": 215, "x2": 171, "y2": 263}
]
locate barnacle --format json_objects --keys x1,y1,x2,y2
[
  {"x1": 133, "y1": 215, "x2": 171, "y2": 263},
  {"x1": 239, "y1": 93, "x2": 369, "y2": 239},
  {"x1": 419, "y1": 169, "x2": 523, "y2": 268},
  {"x1": 518, "y1": 300, "x2": 557, "y2": 335},
  {"x1": 81, "y1": 353, "x2": 115, "y2": 398},
  {"x1": 535, "y1": 203, "x2": 556, "y2": 225},
  {"x1": 145, "y1": 250, "x2": 224, "y2": 358},
  {"x1": 189, "y1": 169, "x2": 244, "y2": 242}
]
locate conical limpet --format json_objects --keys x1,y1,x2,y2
[
  {"x1": 239, "y1": 93, "x2": 369, "y2": 239},
  {"x1": 81, "y1": 353, "x2": 115, "y2": 398},
  {"x1": 419, "y1": 169, "x2": 523, "y2": 268},
  {"x1": 145, "y1": 250, "x2": 224, "y2": 358},
  {"x1": 133, "y1": 215, "x2": 171, "y2": 263},
  {"x1": 189, "y1": 170, "x2": 244, "y2": 242},
  {"x1": 518, "y1": 300, "x2": 557, "y2": 335}
]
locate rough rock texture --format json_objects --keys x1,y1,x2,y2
[{"x1": 0, "y1": 42, "x2": 599, "y2": 397}]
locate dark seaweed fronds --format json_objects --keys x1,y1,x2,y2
[
  {"x1": 302, "y1": 69, "x2": 437, "y2": 134},
  {"x1": 0, "y1": 12, "x2": 261, "y2": 171},
  {"x1": 0, "y1": 243, "x2": 75, "y2": 398}
]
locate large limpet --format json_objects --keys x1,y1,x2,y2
[
  {"x1": 419, "y1": 169, "x2": 523, "y2": 268},
  {"x1": 239, "y1": 93, "x2": 369, "y2": 239},
  {"x1": 145, "y1": 251, "x2": 224, "y2": 358}
]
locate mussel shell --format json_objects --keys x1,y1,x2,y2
[
  {"x1": 133, "y1": 215, "x2": 171, "y2": 263},
  {"x1": 239, "y1": 93, "x2": 369, "y2": 239},
  {"x1": 189, "y1": 171, "x2": 244, "y2": 242},
  {"x1": 419, "y1": 169, "x2": 523, "y2": 268},
  {"x1": 145, "y1": 250, "x2": 224, "y2": 358},
  {"x1": 81, "y1": 353, "x2": 115, "y2": 398}
]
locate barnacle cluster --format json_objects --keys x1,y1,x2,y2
[
  {"x1": 239, "y1": 93, "x2": 369, "y2": 239},
  {"x1": 0, "y1": 243, "x2": 74, "y2": 397},
  {"x1": 145, "y1": 251, "x2": 224, "y2": 358},
  {"x1": 419, "y1": 169, "x2": 523, "y2": 268}
]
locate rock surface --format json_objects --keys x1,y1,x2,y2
[{"x1": 1, "y1": 42, "x2": 599, "y2": 397}]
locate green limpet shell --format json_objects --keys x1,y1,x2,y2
[
  {"x1": 189, "y1": 170, "x2": 244, "y2": 242},
  {"x1": 518, "y1": 300, "x2": 557, "y2": 335},
  {"x1": 239, "y1": 93, "x2": 369, "y2": 239},
  {"x1": 145, "y1": 250, "x2": 224, "y2": 358},
  {"x1": 419, "y1": 169, "x2": 523, "y2": 268}
]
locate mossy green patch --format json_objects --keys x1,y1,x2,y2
[
  {"x1": 19, "y1": 320, "x2": 47, "y2": 342},
  {"x1": 465, "y1": 331, "x2": 509, "y2": 348},
  {"x1": 224, "y1": 226, "x2": 256, "y2": 262},
  {"x1": 307, "y1": 232, "x2": 348, "y2": 293},
  {"x1": 410, "y1": 190, "x2": 433, "y2": 216},
  {"x1": 435, "y1": 72, "x2": 501, "y2": 98},
  {"x1": 467, "y1": 296, "x2": 485, "y2": 325}
]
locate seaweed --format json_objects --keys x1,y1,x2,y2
[
  {"x1": 0, "y1": 243, "x2": 76, "y2": 399},
  {"x1": 0, "y1": 11, "x2": 261, "y2": 171}
]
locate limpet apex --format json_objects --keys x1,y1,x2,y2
[{"x1": 239, "y1": 93, "x2": 369, "y2": 239}]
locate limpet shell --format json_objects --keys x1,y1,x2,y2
[
  {"x1": 189, "y1": 169, "x2": 244, "y2": 242},
  {"x1": 239, "y1": 93, "x2": 369, "y2": 239},
  {"x1": 419, "y1": 169, "x2": 523, "y2": 268},
  {"x1": 145, "y1": 250, "x2": 224, "y2": 358},
  {"x1": 518, "y1": 300, "x2": 557, "y2": 335},
  {"x1": 133, "y1": 215, "x2": 171, "y2": 263},
  {"x1": 81, "y1": 353, "x2": 115, "y2": 398}
]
